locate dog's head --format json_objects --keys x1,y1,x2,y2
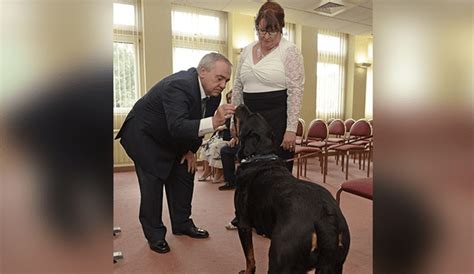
[{"x1": 234, "y1": 105, "x2": 275, "y2": 160}]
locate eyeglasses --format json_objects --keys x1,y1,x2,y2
[{"x1": 256, "y1": 28, "x2": 278, "y2": 37}]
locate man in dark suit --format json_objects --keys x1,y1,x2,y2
[{"x1": 116, "y1": 53, "x2": 234, "y2": 254}]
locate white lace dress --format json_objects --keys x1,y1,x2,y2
[{"x1": 199, "y1": 133, "x2": 228, "y2": 169}]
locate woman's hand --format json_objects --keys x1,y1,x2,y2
[
  {"x1": 281, "y1": 131, "x2": 296, "y2": 151},
  {"x1": 228, "y1": 137, "x2": 239, "y2": 148},
  {"x1": 180, "y1": 151, "x2": 196, "y2": 173}
]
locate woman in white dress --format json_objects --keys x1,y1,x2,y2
[
  {"x1": 224, "y1": 1, "x2": 305, "y2": 230},
  {"x1": 232, "y1": 1, "x2": 304, "y2": 171}
]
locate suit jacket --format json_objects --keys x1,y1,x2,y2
[{"x1": 116, "y1": 68, "x2": 221, "y2": 180}]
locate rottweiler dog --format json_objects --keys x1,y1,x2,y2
[{"x1": 233, "y1": 105, "x2": 350, "y2": 274}]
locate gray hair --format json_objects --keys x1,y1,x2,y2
[{"x1": 197, "y1": 52, "x2": 232, "y2": 71}]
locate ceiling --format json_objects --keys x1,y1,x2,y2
[{"x1": 171, "y1": 0, "x2": 372, "y2": 35}]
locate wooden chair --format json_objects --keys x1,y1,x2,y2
[
  {"x1": 327, "y1": 118, "x2": 335, "y2": 126},
  {"x1": 332, "y1": 119, "x2": 372, "y2": 180},
  {"x1": 336, "y1": 178, "x2": 373, "y2": 205},
  {"x1": 344, "y1": 118, "x2": 356, "y2": 137},
  {"x1": 327, "y1": 118, "x2": 346, "y2": 145},
  {"x1": 295, "y1": 118, "x2": 305, "y2": 145},
  {"x1": 294, "y1": 119, "x2": 327, "y2": 181}
]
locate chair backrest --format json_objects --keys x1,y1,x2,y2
[
  {"x1": 344, "y1": 119, "x2": 356, "y2": 133},
  {"x1": 349, "y1": 119, "x2": 372, "y2": 137},
  {"x1": 328, "y1": 119, "x2": 346, "y2": 136},
  {"x1": 305, "y1": 119, "x2": 328, "y2": 143},
  {"x1": 296, "y1": 118, "x2": 305, "y2": 138},
  {"x1": 327, "y1": 118, "x2": 335, "y2": 126}
]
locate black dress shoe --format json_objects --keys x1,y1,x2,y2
[
  {"x1": 218, "y1": 182, "x2": 236, "y2": 191},
  {"x1": 148, "y1": 239, "x2": 170, "y2": 253},
  {"x1": 173, "y1": 226, "x2": 209, "y2": 238}
]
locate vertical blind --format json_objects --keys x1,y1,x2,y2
[
  {"x1": 365, "y1": 66, "x2": 373, "y2": 119},
  {"x1": 316, "y1": 30, "x2": 347, "y2": 121},
  {"x1": 171, "y1": 5, "x2": 227, "y2": 73}
]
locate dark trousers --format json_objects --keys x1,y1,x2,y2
[
  {"x1": 221, "y1": 144, "x2": 239, "y2": 225},
  {"x1": 243, "y1": 90, "x2": 294, "y2": 172},
  {"x1": 221, "y1": 144, "x2": 239, "y2": 185},
  {"x1": 135, "y1": 161, "x2": 194, "y2": 242}
]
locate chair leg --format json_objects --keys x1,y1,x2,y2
[
  {"x1": 345, "y1": 152, "x2": 349, "y2": 180},
  {"x1": 323, "y1": 152, "x2": 327, "y2": 183},
  {"x1": 319, "y1": 155, "x2": 323, "y2": 174},
  {"x1": 296, "y1": 156, "x2": 300, "y2": 178},
  {"x1": 296, "y1": 158, "x2": 300, "y2": 179},
  {"x1": 304, "y1": 157, "x2": 308, "y2": 177},
  {"x1": 336, "y1": 188, "x2": 343, "y2": 206},
  {"x1": 367, "y1": 149, "x2": 372, "y2": 178},
  {"x1": 341, "y1": 154, "x2": 345, "y2": 172}
]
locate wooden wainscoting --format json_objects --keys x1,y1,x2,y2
[{"x1": 113, "y1": 129, "x2": 134, "y2": 172}]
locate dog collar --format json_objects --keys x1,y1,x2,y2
[{"x1": 241, "y1": 154, "x2": 279, "y2": 164}]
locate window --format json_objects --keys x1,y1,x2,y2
[
  {"x1": 172, "y1": 48, "x2": 214, "y2": 73},
  {"x1": 114, "y1": 41, "x2": 138, "y2": 109},
  {"x1": 171, "y1": 5, "x2": 227, "y2": 73},
  {"x1": 113, "y1": 2, "x2": 135, "y2": 27},
  {"x1": 113, "y1": 0, "x2": 141, "y2": 113},
  {"x1": 316, "y1": 30, "x2": 347, "y2": 120}
]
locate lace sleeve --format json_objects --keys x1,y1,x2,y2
[
  {"x1": 231, "y1": 47, "x2": 250, "y2": 107},
  {"x1": 284, "y1": 45, "x2": 305, "y2": 132}
]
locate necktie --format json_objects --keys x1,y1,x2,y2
[{"x1": 201, "y1": 97, "x2": 209, "y2": 118}]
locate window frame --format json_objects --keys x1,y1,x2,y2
[{"x1": 113, "y1": 0, "x2": 142, "y2": 114}]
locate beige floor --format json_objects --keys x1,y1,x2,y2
[{"x1": 113, "y1": 156, "x2": 373, "y2": 273}]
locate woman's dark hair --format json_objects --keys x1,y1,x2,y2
[{"x1": 255, "y1": 1, "x2": 285, "y2": 33}]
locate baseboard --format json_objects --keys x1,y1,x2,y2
[
  {"x1": 114, "y1": 165, "x2": 135, "y2": 172},
  {"x1": 114, "y1": 161, "x2": 206, "y2": 173}
]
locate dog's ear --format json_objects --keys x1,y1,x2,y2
[
  {"x1": 238, "y1": 120, "x2": 258, "y2": 159},
  {"x1": 235, "y1": 104, "x2": 252, "y2": 122}
]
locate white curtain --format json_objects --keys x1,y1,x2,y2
[
  {"x1": 316, "y1": 30, "x2": 347, "y2": 121},
  {"x1": 365, "y1": 66, "x2": 373, "y2": 119},
  {"x1": 171, "y1": 5, "x2": 227, "y2": 72},
  {"x1": 283, "y1": 22, "x2": 296, "y2": 43}
]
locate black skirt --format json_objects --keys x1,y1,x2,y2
[{"x1": 243, "y1": 90, "x2": 294, "y2": 171}]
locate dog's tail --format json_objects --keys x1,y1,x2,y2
[{"x1": 309, "y1": 212, "x2": 350, "y2": 273}]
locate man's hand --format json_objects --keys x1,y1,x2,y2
[
  {"x1": 281, "y1": 131, "x2": 296, "y2": 151},
  {"x1": 180, "y1": 151, "x2": 196, "y2": 173},
  {"x1": 212, "y1": 104, "x2": 235, "y2": 130}
]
